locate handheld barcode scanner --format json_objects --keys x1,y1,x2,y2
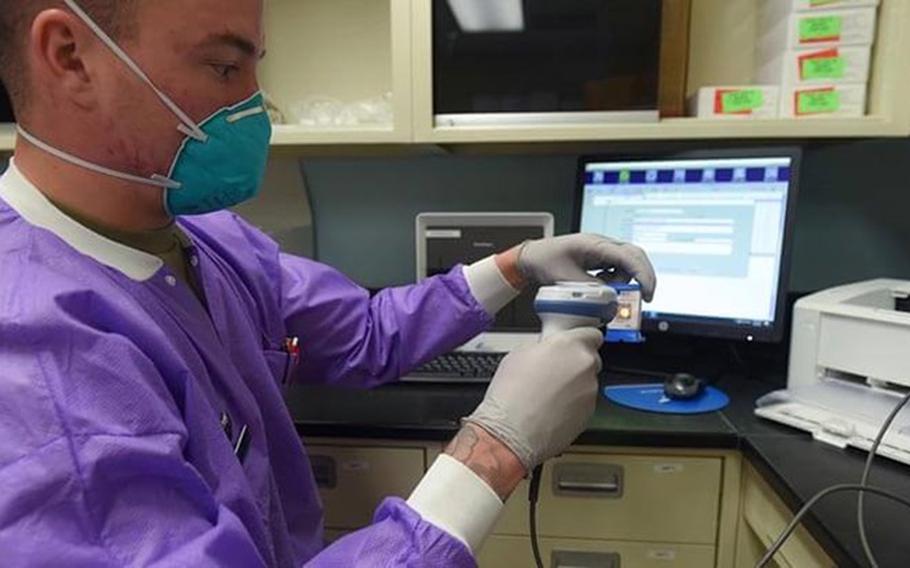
[
  {"x1": 528, "y1": 281, "x2": 645, "y2": 567},
  {"x1": 534, "y1": 282, "x2": 645, "y2": 342}
]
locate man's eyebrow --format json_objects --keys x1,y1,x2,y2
[{"x1": 198, "y1": 32, "x2": 266, "y2": 58}]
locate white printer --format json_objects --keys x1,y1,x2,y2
[{"x1": 756, "y1": 279, "x2": 910, "y2": 465}]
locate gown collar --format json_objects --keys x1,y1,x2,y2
[{"x1": 0, "y1": 159, "x2": 165, "y2": 281}]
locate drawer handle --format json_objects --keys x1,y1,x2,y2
[
  {"x1": 552, "y1": 462, "x2": 624, "y2": 499},
  {"x1": 556, "y1": 480, "x2": 620, "y2": 493},
  {"x1": 552, "y1": 550, "x2": 620, "y2": 568}
]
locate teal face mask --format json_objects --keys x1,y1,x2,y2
[
  {"x1": 164, "y1": 93, "x2": 272, "y2": 216},
  {"x1": 17, "y1": 0, "x2": 272, "y2": 217}
]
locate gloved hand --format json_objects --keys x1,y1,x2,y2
[
  {"x1": 516, "y1": 233, "x2": 657, "y2": 301},
  {"x1": 463, "y1": 327, "x2": 604, "y2": 472}
]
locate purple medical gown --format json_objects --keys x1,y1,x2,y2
[{"x1": 0, "y1": 197, "x2": 492, "y2": 566}]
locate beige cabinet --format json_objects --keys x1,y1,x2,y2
[
  {"x1": 734, "y1": 463, "x2": 834, "y2": 568},
  {"x1": 410, "y1": 0, "x2": 910, "y2": 144},
  {"x1": 307, "y1": 444, "x2": 426, "y2": 529},
  {"x1": 478, "y1": 535, "x2": 715, "y2": 568},
  {"x1": 304, "y1": 442, "x2": 743, "y2": 567},
  {"x1": 4, "y1": 0, "x2": 910, "y2": 153},
  {"x1": 492, "y1": 453, "x2": 723, "y2": 544},
  {"x1": 322, "y1": 529, "x2": 349, "y2": 545},
  {"x1": 0, "y1": 125, "x2": 12, "y2": 153},
  {"x1": 300, "y1": 439, "x2": 840, "y2": 568},
  {"x1": 256, "y1": 0, "x2": 414, "y2": 146}
]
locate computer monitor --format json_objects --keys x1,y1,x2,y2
[{"x1": 575, "y1": 148, "x2": 801, "y2": 342}]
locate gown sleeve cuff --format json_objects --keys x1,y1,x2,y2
[
  {"x1": 406, "y1": 454, "x2": 504, "y2": 554},
  {"x1": 462, "y1": 256, "x2": 521, "y2": 317}
]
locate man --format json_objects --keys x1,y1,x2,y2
[{"x1": 0, "y1": 1, "x2": 656, "y2": 566}]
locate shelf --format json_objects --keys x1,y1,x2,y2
[
  {"x1": 0, "y1": 122, "x2": 413, "y2": 154},
  {"x1": 270, "y1": 124, "x2": 401, "y2": 146},
  {"x1": 0, "y1": 124, "x2": 14, "y2": 153},
  {"x1": 422, "y1": 115, "x2": 901, "y2": 144},
  {"x1": 4, "y1": 116, "x2": 901, "y2": 157}
]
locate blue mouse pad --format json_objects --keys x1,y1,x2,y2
[{"x1": 603, "y1": 383, "x2": 730, "y2": 415}]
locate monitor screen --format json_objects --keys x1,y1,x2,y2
[
  {"x1": 577, "y1": 151, "x2": 799, "y2": 341},
  {"x1": 432, "y1": 0, "x2": 662, "y2": 117},
  {"x1": 0, "y1": 84, "x2": 13, "y2": 123},
  {"x1": 425, "y1": 224, "x2": 543, "y2": 332}
]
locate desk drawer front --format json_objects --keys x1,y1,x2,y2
[
  {"x1": 308, "y1": 445, "x2": 425, "y2": 529},
  {"x1": 495, "y1": 453, "x2": 723, "y2": 544},
  {"x1": 478, "y1": 535, "x2": 716, "y2": 568}
]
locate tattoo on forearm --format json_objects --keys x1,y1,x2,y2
[
  {"x1": 447, "y1": 424, "x2": 481, "y2": 462},
  {"x1": 445, "y1": 423, "x2": 522, "y2": 500}
]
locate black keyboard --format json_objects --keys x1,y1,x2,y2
[{"x1": 405, "y1": 352, "x2": 506, "y2": 383}]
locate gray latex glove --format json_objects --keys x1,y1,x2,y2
[
  {"x1": 463, "y1": 328, "x2": 604, "y2": 471},
  {"x1": 517, "y1": 233, "x2": 657, "y2": 301}
]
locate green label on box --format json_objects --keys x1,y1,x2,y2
[
  {"x1": 619, "y1": 170, "x2": 631, "y2": 183},
  {"x1": 809, "y1": 0, "x2": 840, "y2": 7},
  {"x1": 721, "y1": 90, "x2": 764, "y2": 113},
  {"x1": 799, "y1": 16, "x2": 842, "y2": 42},
  {"x1": 798, "y1": 90, "x2": 841, "y2": 114},
  {"x1": 802, "y1": 56, "x2": 846, "y2": 79}
]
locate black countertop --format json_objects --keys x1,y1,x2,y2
[{"x1": 287, "y1": 375, "x2": 910, "y2": 568}]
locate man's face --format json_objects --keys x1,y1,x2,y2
[{"x1": 87, "y1": 0, "x2": 265, "y2": 179}]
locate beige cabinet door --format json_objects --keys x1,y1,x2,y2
[
  {"x1": 736, "y1": 463, "x2": 834, "y2": 568},
  {"x1": 259, "y1": 0, "x2": 414, "y2": 145},
  {"x1": 478, "y1": 535, "x2": 715, "y2": 568},
  {"x1": 322, "y1": 529, "x2": 349, "y2": 545},
  {"x1": 493, "y1": 453, "x2": 723, "y2": 544},
  {"x1": 308, "y1": 445, "x2": 425, "y2": 529}
]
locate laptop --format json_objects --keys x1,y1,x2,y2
[{"x1": 404, "y1": 212, "x2": 555, "y2": 383}]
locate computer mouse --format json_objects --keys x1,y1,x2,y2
[{"x1": 664, "y1": 373, "x2": 706, "y2": 400}]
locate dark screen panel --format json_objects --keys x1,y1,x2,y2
[
  {"x1": 426, "y1": 225, "x2": 544, "y2": 331},
  {"x1": 0, "y1": 84, "x2": 13, "y2": 123},
  {"x1": 433, "y1": 0, "x2": 662, "y2": 115}
]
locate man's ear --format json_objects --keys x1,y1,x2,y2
[{"x1": 28, "y1": 8, "x2": 98, "y2": 110}]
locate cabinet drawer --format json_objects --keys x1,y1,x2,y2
[
  {"x1": 739, "y1": 464, "x2": 834, "y2": 568},
  {"x1": 495, "y1": 453, "x2": 722, "y2": 544},
  {"x1": 478, "y1": 535, "x2": 715, "y2": 568},
  {"x1": 308, "y1": 445, "x2": 425, "y2": 529}
]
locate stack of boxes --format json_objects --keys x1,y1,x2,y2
[
  {"x1": 689, "y1": 0, "x2": 879, "y2": 120},
  {"x1": 689, "y1": 85, "x2": 781, "y2": 120},
  {"x1": 756, "y1": 0, "x2": 879, "y2": 118}
]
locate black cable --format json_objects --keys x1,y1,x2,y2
[
  {"x1": 528, "y1": 464, "x2": 544, "y2": 568},
  {"x1": 857, "y1": 392, "x2": 910, "y2": 568},
  {"x1": 756, "y1": 485, "x2": 910, "y2": 568}
]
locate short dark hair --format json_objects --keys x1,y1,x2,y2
[{"x1": 0, "y1": 1, "x2": 137, "y2": 116}]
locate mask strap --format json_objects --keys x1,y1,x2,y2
[
  {"x1": 62, "y1": 0, "x2": 208, "y2": 142},
  {"x1": 16, "y1": 126, "x2": 182, "y2": 190},
  {"x1": 226, "y1": 105, "x2": 267, "y2": 123}
]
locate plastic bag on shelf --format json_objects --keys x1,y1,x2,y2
[{"x1": 289, "y1": 92, "x2": 393, "y2": 128}]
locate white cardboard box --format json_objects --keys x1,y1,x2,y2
[
  {"x1": 780, "y1": 83, "x2": 867, "y2": 117},
  {"x1": 761, "y1": 0, "x2": 879, "y2": 19},
  {"x1": 689, "y1": 86, "x2": 780, "y2": 119},
  {"x1": 759, "y1": 7, "x2": 878, "y2": 51},
  {"x1": 756, "y1": 45, "x2": 872, "y2": 85}
]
